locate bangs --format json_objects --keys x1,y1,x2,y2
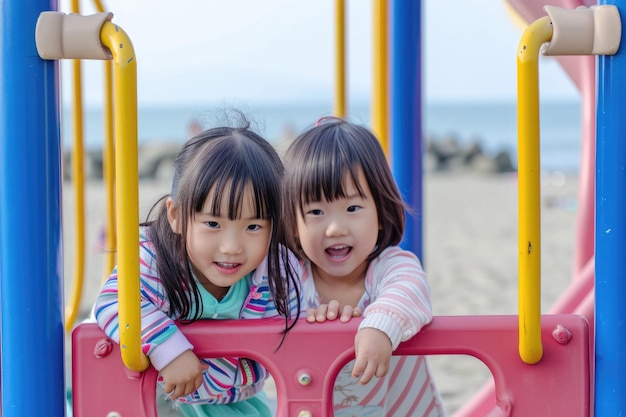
[
  {"x1": 296, "y1": 136, "x2": 367, "y2": 208},
  {"x1": 183, "y1": 136, "x2": 280, "y2": 221},
  {"x1": 206, "y1": 175, "x2": 272, "y2": 220}
]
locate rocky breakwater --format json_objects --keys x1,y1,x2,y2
[
  {"x1": 63, "y1": 142, "x2": 182, "y2": 181},
  {"x1": 64, "y1": 135, "x2": 516, "y2": 181},
  {"x1": 425, "y1": 134, "x2": 516, "y2": 174}
]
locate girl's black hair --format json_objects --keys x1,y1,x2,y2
[
  {"x1": 143, "y1": 114, "x2": 300, "y2": 334},
  {"x1": 283, "y1": 117, "x2": 407, "y2": 261}
]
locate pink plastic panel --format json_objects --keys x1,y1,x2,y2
[{"x1": 72, "y1": 315, "x2": 590, "y2": 417}]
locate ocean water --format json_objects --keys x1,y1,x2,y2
[
  {"x1": 425, "y1": 100, "x2": 583, "y2": 173},
  {"x1": 62, "y1": 99, "x2": 583, "y2": 173}
]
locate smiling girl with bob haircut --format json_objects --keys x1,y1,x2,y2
[{"x1": 283, "y1": 117, "x2": 445, "y2": 416}]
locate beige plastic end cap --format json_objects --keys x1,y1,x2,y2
[
  {"x1": 543, "y1": 5, "x2": 621, "y2": 56},
  {"x1": 35, "y1": 11, "x2": 114, "y2": 60}
]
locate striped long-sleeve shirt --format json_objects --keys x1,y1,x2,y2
[
  {"x1": 94, "y1": 228, "x2": 300, "y2": 405},
  {"x1": 300, "y1": 245, "x2": 446, "y2": 416}
]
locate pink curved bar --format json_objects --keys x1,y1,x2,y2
[{"x1": 72, "y1": 316, "x2": 590, "y2": 417}]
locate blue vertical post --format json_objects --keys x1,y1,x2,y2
[
  {"x1": 595, "y1": 0, "x2": 626, "y2": 414},
  {"x1": 390, "y1": 0, "x2": 423, "y2": 259},
  {"x1": 0, "y1": 1, "x2": 65, "y2": 416}
]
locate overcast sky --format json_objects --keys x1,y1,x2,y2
[{"x1": 60, "y1": 0, "x2": 580, "y2": 107}]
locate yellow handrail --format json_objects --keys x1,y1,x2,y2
[
  {"x1": 92, "y1": 0, "x2": 105, "y2": 12},
  {"x1": 101, "y1": 59, "x2": 117, "y2": 285},
  {"x1": 371, "y1": 0, "x2": 389, "y2": 156},
  {"x1": 64, "y1": 0, "x2": 116, "y2": 331},
  {"x1": 334, "y1": 0, "x2": 346, "y2": 117},
  {"x1": 93, "y1": 0, "x2": 118, "y2": 285},
  {"x1": 64, "y1": 0, "x2": 86, "y2": 332},
  {"x1": 100, "y1": 21, "x2": 149, "y2": 372},
  {"x1": 516, "y1": 15, "x2": 552, "y2": 364}
]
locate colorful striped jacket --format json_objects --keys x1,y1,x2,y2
[{"x1": 94, "y1": 228, "x2": 300, "y2": 405}]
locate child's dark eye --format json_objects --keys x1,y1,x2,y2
[
  {"x1": 247, "y1": 224, "x2": 262, "y2": 231},
  {"x1": 347, "y1": 205, "x2": 361, "y2": 213},
  {"x1": 308, "y1": 209, "x2": 324, "y2": 216},
  {"x1": 205, "y1": 221, "x2": 220, "y2": 228}
]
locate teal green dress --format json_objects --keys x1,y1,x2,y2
[{"x1": 157, "y1": 275, "x2": 273, "y2": 417}]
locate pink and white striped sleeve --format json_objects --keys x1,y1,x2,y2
[{"x1": 359, "y1": 246, "x2": 433, "y2": 350}]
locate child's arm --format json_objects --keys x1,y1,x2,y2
[
  {"x1": 352, "y1": 327, "x2": 392, "y2": 384},
  {"x1": 93, "y1": 239, "x2": 195, "y2": 375},
  {"x1": 95, "y1": 273, "x2": 194, "y2": 367},
  {"x1": 159, "y1": 350, "x2": 208, "y2": 399},
  {"x1": 351, "y1": 246, "x2": 433, "y2": 384},
  {"x1": 359, "y1": 246, "x2": 433, "y2": 349},
  {"x1": 95, "y1": 262, "x2": 210, "y2": 398}
]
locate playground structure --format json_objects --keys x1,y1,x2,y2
[{"x1": 1, "y1": 0, "x2": 626, "y2": 416}]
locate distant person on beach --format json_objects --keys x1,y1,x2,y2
[
  {"x1": 186, "y1": 116, "x2": 203, "y2": 139},
  {"x1": 94, "y1": 113, "x2": 301, "y2": 417},
  {"x1": 283, "y1": 117, "x2": 446, "y2": 416}
]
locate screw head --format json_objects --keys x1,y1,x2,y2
[{"x1": 298, "y1": 372, "x2": 312, "y2": 385}]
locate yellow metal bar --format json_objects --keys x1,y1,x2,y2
[
  {"x1": 101, "y1": 60, "x2": 117, "y2": 284},
  {"x1": 64, "y1": 0, "x2": 85, "y2": 332},
  {"x1": 65, "y1": 58, "x2": 86, "y2": 332},
  {"x1": 91, "y1": 0, "x2": 117, "y2": 284},
  {"x1": 516, "y1": 16, "x2": 552, "y2": 365},
  {"x1": 371, "y1": 0, "x2": 389, "y2": 156},
  {"x1": 334, "y1": 0, "x2": 346, "y2": 117},
  {"x1": 100, "y1": 21, "x2": 149, "y2": 372},
  {"x1": 92, "y1": 0, "x2": 105, "y2": 12}
]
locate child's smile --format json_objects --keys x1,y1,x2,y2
[
  {"x1": 326, "y1": 245, "x2": 352, "y2": 260},
  {"x1": 213, "y1": 261, "x2": 243, "y2": 275}
]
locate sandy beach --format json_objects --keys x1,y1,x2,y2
[
  {"x1": 63, "y1": 170, "x2": 580, "y2": 415},
  {"x1": 423, "y1": 171, "x2": 579, "y2": 413}
]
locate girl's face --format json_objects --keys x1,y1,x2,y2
[
  {"x1": 296, "y1": 167, "x2": 379, "y2": 282},
  {"x1": 167, "y1": 184, "x2": 271, "y2": 299}
]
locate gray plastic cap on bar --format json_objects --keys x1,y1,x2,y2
[
  {"x1": 543, "y1": 5, "x2": 621, "y2": 56},
  {"x1": 35, "y1": 11, "x2": 114, "y2": 60}
]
